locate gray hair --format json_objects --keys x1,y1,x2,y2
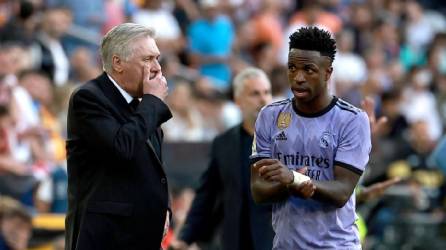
[
  {"x1": 233, "y1": 67, "x2": 270, "y2": 98},
  {"x1": 101, "y1": 23, "x2": 155, "y2": 73}
]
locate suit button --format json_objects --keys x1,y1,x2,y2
[{"x1": 161, "y1": 178, "x2": 167, "y2": 184}]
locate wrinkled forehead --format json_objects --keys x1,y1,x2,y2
[
  {"x1": 288, "y1": 48, "x2": 331, "y2": 65},
  {"x1": 130, "y1": 37, "x2": 160, "y2": 55}
]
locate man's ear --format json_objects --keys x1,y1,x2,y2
[
  {"x1": 325, "y1": 66, "x2": 333, "y2": 81},
  {"x1": 112, "y1": 55, "x2": 123, "y2": 73}
]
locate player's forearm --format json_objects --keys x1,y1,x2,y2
[
  {"x1": 311, "y1": 180, "x2": 354, "y2": 208},
  {"x1": 251, "y1": 178, "x2": 288, "y2": 204}
]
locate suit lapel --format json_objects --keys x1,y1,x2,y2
[
  {"x1": 95, "y1": 72, "x2": 133, "y2": 118},
  {"x1": 145, "y1": 138, "x2": 163, "y2": 166},
  {"x1": 96, "y1": 72, "x2": 164, "y2": 167}
]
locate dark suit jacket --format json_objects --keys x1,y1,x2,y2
[
  {"x1": 179, "y1": 125, "x2": 274, "y2": 250},
  {"x1": 65, "y1": 73, "x2": 172, "y2": 250}
]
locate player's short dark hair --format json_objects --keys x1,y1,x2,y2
[{"x1": 289, "y1": 27, "x2": 337, "y2": 63}]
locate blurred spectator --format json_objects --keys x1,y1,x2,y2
[
  {"x1": 279, "y1": 0, "x2": 342, "y2": 64},
  {"x1": 435, "y1": 73, "x2": 446, "y2": 127},
  {"x1": 172, "y1": 0, "x2": 199, "y2": 34},
  {"x1": 404, "y1": 0, "x2": 439, "y2": 51},
  {"x1": 249, "y1": 0, "x2": 284, "y2": 56},
  {"x1": 159, "y1": 54, "x2": 200, "y2": 88},
  {"x1": 363, "y1": 46, "x2": 392, "y2": 91},
  {"x1": 0, "y1": 0, "x2": 37, "y2": 46},
  {"x1": 399, "y1": 0, "x2": 446, "y2": 70},
  {"x1": 405, "y1": 120, "x2": 438, "y2": 167},
  {"x1": 163, "y1": 81, "x2": 206, "y2": 142},
  {"x1": 0, "y1": 196, "x2": 32, "y2": 250},
  {"x1": 187, "y1": 0, "x2": 235, "y2": 90},
  {"x1": 402, "y1": 67, "x2": 443, "y2": 140},
  {"x1": 0, "y1": 105, "x2": 28, "y2": 177},
  {"x1": 387, "y1": 60, "x2": 406, "y2": 87},
  {"x1": 34, "y1": 162, "x2": 67, "y2": 213},
  {"x1": 193, "y1": 76, "x2": 242, "y2": 139},
  {"x1": 349, "y1": 3, "x2": 374, "y2": 55},
  {"x1": 380, "y1": 0, "x2": 404, "y2": 27},
  {"x1": 427, "y1": 33, "x2": 446, "y2": 78},
  {"x1": 132, "y1": 0, "x2": 184, "y2": 55},
  {"x1": 380, "y1": 89, "x2": 409, "y2": 139},
  {"x1": 0, "y1": 103, "x2": 36, "y2": 204},
  {"x1": 30, "y1": 7, "x2": 72, "y2": 86},
  {"x1": 269, "y1": 65, "x2": 291, "y2": 101},
  {"x1": 332, "y1": 29, "x2": 367, "y2": 98},
  {"x1": 371, "y1": 19, "x2": 400, "y2": 61},
  {"x1": 432, "y1": 135, "x2": 446, "y2": 173},
  {"x1": 288, "y1": 0, "x2": 342, "y2": 34},
  {"x1": 19, "y1": 70, "x2": 65, "y2": 164},
  {"x1": 68, "y1": 47, "x2": 101, "y2": 85},
  {"x1": 0, "y1": 45, "x2": 43, "y2": 169},
  {"x1": 0, "y1": 0, "x2": 17, "y2": 28},
  {"x1": 102, "y1": 0, "x2": 126, "y2": 36},
  {"x1": 46, "y1": 0, "x2": 104, "y2": 55}
]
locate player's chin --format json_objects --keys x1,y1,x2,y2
[{"x1": 293, "y1": 94, "x2": 312, "y2": 102}]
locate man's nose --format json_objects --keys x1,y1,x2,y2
[
  {"x1": 151, "y1": 59, "x2": 161, "y2": 71},
  {"x1": 294, "y1": 70, "x2": 305, "y2": 83},
  {"x1": 260, "y1": 93, "x2": 272, "y2": 106}
]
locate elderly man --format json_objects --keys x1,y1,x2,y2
[{"x1": 65, "y1": 23, "x2": 171, "y2": 250}]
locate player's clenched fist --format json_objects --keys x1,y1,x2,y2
[
  {"x1": 254, "y1": 159, "x2": 294, "y2": 185},
  {"x1": 254, "y1": 159, "x2": 315, "y2": 199}
]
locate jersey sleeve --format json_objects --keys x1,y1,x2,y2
[
  {"x1": 334, "y1": 111, "x2": 371, "y2": 175},
  {"x1": 250, "y1": 107, "x2": 273, "y2": 164}
]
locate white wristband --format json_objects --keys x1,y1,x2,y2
[{"x1": 288, "y1": 170, "x2": 311, "y2": 188}]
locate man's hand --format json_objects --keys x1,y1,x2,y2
[
  {"x1": 142, "y1": 65, "x2": 168, "y2": 100},
  {"x1": 288, "y1": 167, "x2": 315, "y2": 199},
  {"x1": 255, "y1": 159, "x2": 293, "y2": 185},
  {"x1": 254, "y1": 160, "x2": 316, "y2": 199},
  {"x1": 357, "y1": 177, "x2": 401, "y2": 203},
  {"x1": 291, "y1": 180, "x2": 316, "y2": 199},
  {"x1": 361, "y1": 96, "x2": 387, "y2": 137}
]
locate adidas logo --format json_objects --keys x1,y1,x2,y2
[{"x1": 276, "y1": 131, "x2": 287, "y2": 141}]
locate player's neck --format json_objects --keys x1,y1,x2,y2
[{"x1": 294, "y1": 93, "x2": 333, "y2": 115}]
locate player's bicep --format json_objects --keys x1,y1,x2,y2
[
  {"x1": 335, "y1": 112, "x2": 371, "y2": 174},
  {"x1": 334, "y1": 163, "x2": 362, "y2": 195}
]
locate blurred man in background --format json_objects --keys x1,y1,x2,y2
[{"x1": 173, "y1": 67, "x2": 274, "y2": 250}]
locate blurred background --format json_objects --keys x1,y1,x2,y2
[{"x1": 0, "y1": 0, "x2": 445, "y2": 249}]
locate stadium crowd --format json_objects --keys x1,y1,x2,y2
[{"x1": 0, "y1": 0, "x2": 445, "y2": 249}]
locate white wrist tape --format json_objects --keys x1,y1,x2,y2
[{"x1": 288, "y1": 170, "x2": 311, "y2": 188}]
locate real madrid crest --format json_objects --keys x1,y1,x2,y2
[
  {"x1": 277, "y1": 112, "x2": 291, "y2": 130},
  {"x1": 320, "y1": 131, "x2": 331, "y2": 148}
]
